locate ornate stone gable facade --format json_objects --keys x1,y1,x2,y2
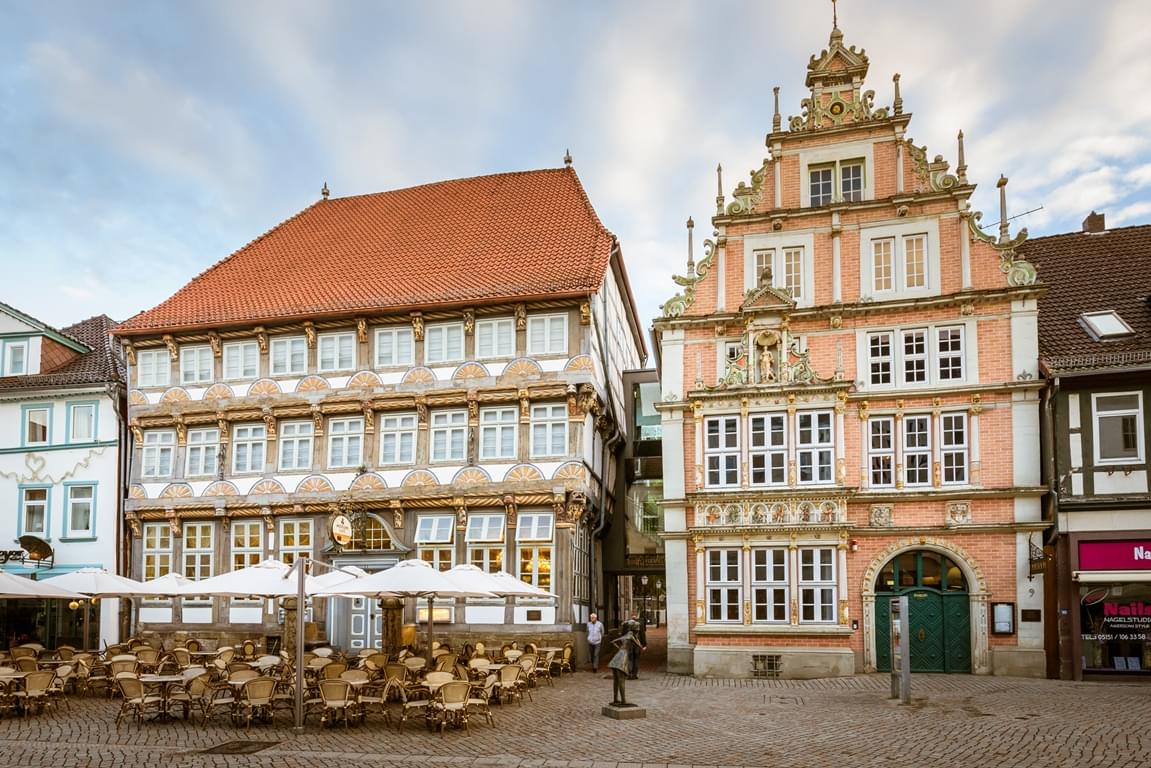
[{"x1": 655, "y1": 16, "x2": 1046, "y2": 679}]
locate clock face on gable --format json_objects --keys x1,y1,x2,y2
[{"x1": 830, "y1": 101, "x2": 845, "y2": 116}]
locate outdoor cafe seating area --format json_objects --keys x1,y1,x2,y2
[{"x1": 0, "y1": 636, "x2": 576, "y2": 735}]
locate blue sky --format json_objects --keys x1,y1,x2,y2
[{"x1": 2, "y1": 0, "x2": 1149, "y2": 331}]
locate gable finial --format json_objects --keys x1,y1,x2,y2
[
  {"x1": 321, "y1": 182, "x2": 330, "y2": 200},
  {"x1": 715, "y1": 165, "x2": 724, "y2": 215},
  {"x1": 686, "y1": 217, "x2": 696, "y2": 277},
  {"x1": 892, "y1": 73, "x2": 903, "y2": 116},
  {"x1": 832, "y1": 0, "x2": 838, "y2": 29},
  {"x1": 956, "y1": 130, "x2": 967, "y2": 184},
  {"x1": 997, "y1": 175, "x2": 1010, "y2": 244},
  {"x1": 563, "y1": 148, "x2": 573, "y2": 167},
  {"x1": 772, "y1": 86, "x2": 781, "y2": 132}
]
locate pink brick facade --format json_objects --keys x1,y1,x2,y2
[{"x1": 655, "y1": 21, "x2": 1046, "y2": 678}]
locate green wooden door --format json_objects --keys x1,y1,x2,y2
[
  {"x1": 908, "y1": 590, "x2": 945, "y2": 672},
  {"x1": 876, "y1": 590, "x2": 971, "y2": 673},
  {"x1": 942, "y1": 593, "x2": 971, "y2": 673}
]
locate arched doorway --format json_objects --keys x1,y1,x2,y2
[
  {"x1": 874, "y1": 549, "x2": 971, "y2": 673},
  {"x1": 330, "y1": 514, "x2": 402, "y2": 652}
]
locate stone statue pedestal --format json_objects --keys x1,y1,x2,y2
[{"x1": 601, "y1": 703, "x2": 647, "y2": 720}]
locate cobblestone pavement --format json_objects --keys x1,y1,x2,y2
[{"x1": 2, "y1": 672, "x2": 1149, "y2": 768}]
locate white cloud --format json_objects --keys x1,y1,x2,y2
[{"x1": 1109, "y1": 201, "x2": 1151, "y2": 228}]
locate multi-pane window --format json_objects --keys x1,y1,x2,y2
[
  {"x1": 231, "y1": 520, "x2": 263, "y2": 571},
  {"x1": 69, "y1": 403, "x2": 95, "y2": 443},
  {"x1": 809, "y1": 166, "x2": 834, "y2": 207},
  {"x1": 937, "y1": 327, "x2": 965, "y2": 381},
  {"x1": 754, "y1": 249, "x2": 772, "y2": 283},
  {"x1": 223, "y1": 341, "x2": 259, "y2": 380},
  {"x1": 941, "y1": 413, "x2": 968, "y2": 484},
  {"x1": 868, "y1": 332, "x2": 893, "y2": 385},
  {"x1": 797, "y1": 411, "x2": 833, "y2": 484},
  {"x1": 783, "y1": 247, "x2": 804, "y2": 300},
  {"x1": 479, "y1": 407, "x2": 517, "y2": 460},
  {"x1": 180, "y1": 345, "x2": 213, "y2": 385},
  {"x1": 318, "y1": 332, "x2": 356, "y2": 372},
  {"x1": 872, "y1": 238, "x2": 894, "y2": 292},
  {"x1": 21, "y1": 487, "x2": 48, "y2": 535},
  {"x1": 24, "y1": 406, "x2": 49, "y2": 446},
  {"x1": 1094, "y1": 392, "x2": 1144, "y2": 464},
  {"x1": 752, "y1": 548, "x2": 788, "y2": 623},
  {"x1": 425, "y1": 323, "x2": 464, "y2": 364},
  {"x1": 516, "y1": 511, "x2": 553, "y2": 590},
  {"x1": 3, "y1": 341, "x2": 27, "y2": 375},
  {"x1": 530, "y1": 404, "x2": 568, "y2": 457},
  {"x1": 840, "y1": 161, "x2": 864, "y2": 202},
  {"x1": 141, "y1": 430, "x2": 175, "y2": 478},
  {"x1": 466, "y1": 513, "x2": 506, "y2": 573},
  {"x1": 232, "y1": 424, "x2": 267, "y2": 474},
  {"x1": 904, "y1": 234, "x2": 927, "y2": 289},
  {"x1": 416, "y1": 514, "x2": 455, "y2": 571},
  {"x1": 185, "y1": 428, "x2": 220, "y2": 478},
  {"x1": 705, "y1": 416, "x2": 740, "y2": 487},
  {"x1": 799, "y1": 548, "x2": 836, "y2": 623},
  {"x1": 142, "y1": 522, "x2": 172, "y2": 580},
  {"x1": 430, "y1": 410, "x2": 467, "y2": 462},
  {"x1": 869, "y1": 417, "x2": 895, "y2": 487},
  {"x1": 183, "y1": 522, "x2": 214, "y2": 584},
  {"x1": 706, "y1": 549, "x2": 742, "y2": 623},
  {"x1": 902, "y1": 330, "x2": 927, "y2": 384},
  {"x1": 279, "y1": 519, "x2": 312, "y2": 565},
  {"x1": 476, "y1": 319, "x2": 515, "y2": 359},
  {"x1": 749, "y1": 414, "x2": 787, "y2": 486},
  {"x1": 270, "y1": 337, "x2": 307, "y2": 376},
  {"x1": 379, "y1": 413, "x2": 417, "y2": 465},
  {"x1": 66, "y1": 484, "x2": 95, "y2": 536},
  {"x1": 375, "y1": 327, "x2": 414, "y2": 367},
  {"x1": 136, "y1": 349, "x2": 170, "y2": 388},
  {"x1": 327, "y1": 417, "x2": 364, "y2": 468},
  {"x1": 527, "y1": 314, "x2": 567, "y2": 355},
  {"x1": 903, "y1": 416, "x2": 931, "y2": 486},
  {"x1": 278, "y1": 421, "x2": 313, "y2": 471}
]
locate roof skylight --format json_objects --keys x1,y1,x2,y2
[{"x1": 1079, "y1": 311, "x2": 1135, "y2": 341}]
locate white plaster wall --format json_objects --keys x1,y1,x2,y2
[
  {"x1": 1092, "y1": 471, "x2": 1148, "y2": 494},
  {"x1": 1015, "y1": 532, "x2": 1045, "y2": 650},
  {"x1": 1012, "y1": 394, "x2": 1041, "y2": 488},
  {"x1": 1010, "y1": 297, "x2": 1039, "y2": 380}
]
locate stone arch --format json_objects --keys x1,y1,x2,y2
[
  {"x1": 295, "y1": 475, "x2": 335, "y2": 494},
  {"x1": 402, "y1": 367, "x2": 436, "y2": 386},
  {"x1": 503, "y1": 464, "x2": 544, "y2": 483},
  {"x1": 452, "y1": 467, "x2": 491, "y2": 486},
  {"x1": 202, "y1": 383, "x2": 235, "y2": 401},
  {"x1": 295, "y1": 375, "x2": 331, "y2": 393},
  {"x1": 401, "y1": 469, "x2": 438, "y2": 488},
  {"x1": 347, "y1": 370, "x2": 381, "y2": 389},
  {"x1": 247, "y1": 378, "x2": 281, "y2": 397},
  {"x1": 500, "y1": 358, "x2": 542, "y2": 380},
  {"x1": 452, "y1": 362, "x2": 489, "y2": 382},
  {"x1": 202, "y1": 480, "x2": 239, "y2": 497},
  {"x1": 350, "y1": 473, "x2": 388, "y2": 491},
  {"x1": 860, "y1": 537, "x2": 990, "y2": 675},
  {"x1": 159, "y1": 387, "x2": 190, "y2": 404}
]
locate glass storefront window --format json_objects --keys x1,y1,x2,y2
[{"x1": 1080, "y1": 583, "x2": 1151, "y2": 672}]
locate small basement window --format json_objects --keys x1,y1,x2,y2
[
  {"x1": 751, "y1": 653, "x2": 782, "y2": 679},
  {"x1": 1079, "y1": 311, "x2": 1134, "y2": 341}
]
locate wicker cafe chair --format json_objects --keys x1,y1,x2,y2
[
  {"x1": 9, "y1": 647, "x2": 36, "y2": 661},
  {"x1": 135, "y1": 647, "x2": 161, "y2": 674},
  {"x1": 318, "y1": 679, "x2": 357, "y2": 728},
  {"x1": 557, "y1": 643, "x2": 574, "y2": 675},
  {"x1": 114, "y1": 676, "x2": 161, "y2": 726},
  {"x1": 532, "y1": 652, "x2": 555, "y2": 687},
  {"x1": 185, "y1": 639, "x2": 202, "y2": 653},
  {"x1": 320, "y1": 662, "x2": 348, "y2": 680},
  {"x1": 15, "y1": 657, "x2": 39, "y2": 673},
  {"x1": 496, "y1": 664, "x2": 526, "y2": 706},
  {"x1": 189, "y1": 674, "x2": 235, "y2": 724},
  {"x1": 240, "y1": 639, "x2": 259, "y2": 661},
  {"x1": 395, "y1": 680, "x2": 432, "y2": 732},
  {"x1": 15, "y1": 670, "x2": 56, "y2": 715},
  {"x1": 165, "y1": 669, "x2": 208, "y2": 720},
  {"x1": 466, "y1": 673, "x2": 497, "y2": 728},
  {"x1": 48, "y1": 664, "x2": 74, "y2": 709},
  {"x1": 431, "y1": 680, "x2": 471, "y2": 737},
  {"x1": 236, "y1": 676, "x2": 277, "y2": 728}
]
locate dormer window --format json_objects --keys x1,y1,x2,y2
[
  {"x1": 3, "y1": 340, "x2": 28, "y2": 376},
  {"x1": 1079, "y1": 311, "x2": 1135, "y2": 341}
]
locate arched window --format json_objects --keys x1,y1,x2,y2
[
  {"x1": 350, "y1": 516, "x2": 392, "y2": 550},
  {"x1": 874, "y1": 550, "x2": 968, "y2": 593}
]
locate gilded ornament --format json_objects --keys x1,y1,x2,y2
[
  {"x1": 124, "y1": 343, "x2": 136, "y2": 366},
  {"x1": 463, "y1": 309, "x2": 475, "y2": 335},
  {"x1": 514, "y1": 304, "x2": 527, "y2": 330},
  {"x1": 356, "y1": 318, "x2": 367, "y2": 343},
  {"x1": 162, "y1": 334, "x2": 178, "y2": 361},
  {"x1": 579, "y1": 301, "x2": 591, "y2": 325},
  {"x1": 410, "y1": 312, "x2": 425, "y2": 341},
  {"x1": 303, "y1": 321, "x2": 316, "y2": 348},
  {"x1": 255, "y1": 327, "x2": 268, "y2": 353},
  {"x1": 208, "y1": 331, "x2": 221, "y2": 358}
]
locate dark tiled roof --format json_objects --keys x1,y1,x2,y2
[
  {"x1": 115, "y1": 167, "x2": 615, "y2": 335},
  {"x1": 1022, "y1": 223, "x2": 1151, "y2": 373},
  {"x1": 0, "y1": 314, "x2": 124, "y2": 391}
]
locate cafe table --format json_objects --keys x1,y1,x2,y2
[{"x1": 138, "y1": 674, "x2": 185, "y2": 721}]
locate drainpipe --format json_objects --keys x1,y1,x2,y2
[
  {"x1": 107, "y1": 379, "x2": 130, "y2": 644},
  {"x1": 1040, "y1": 374, "x2": 1064, "y2": 679}
]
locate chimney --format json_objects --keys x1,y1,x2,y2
[{"x1": 1082, "y1": 211, "x2": 1106, "y2": 233}]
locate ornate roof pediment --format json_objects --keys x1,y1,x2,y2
[
  {"x1": 740, "y1": 280, "x2": 796, "y2": 314},
  {"x1": 805, "y1": 27, "x2": 869, "y2": 88}
]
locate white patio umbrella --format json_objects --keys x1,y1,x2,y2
[
  {"x1": 485, "y1": 568, "x2": 557, "y2": 598},
  {"x1": 309, "y1": 565, "x2": 368, "y2": 590},
  {"x1": 316, "y1": 559, "x2": 494, "y2": 664},
  {"x1": 0, "y1": 570, "x2": 88, "y2": 599},
  {"x1": 41, "y1": 568, "x2": 147, "y2": 651},
  {"x1": 179, "y1": 558, "x2": 326, "y2": 598},
  {"x1": 135, "y1": 572, "x2": 195, "y2": 597}
]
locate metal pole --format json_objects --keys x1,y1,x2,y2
[
  {"x1": 293, "y1": 556, "x2": 306, "y2": 732},
  {"x1": 425, "y1": 595, "x2": 435, "y2": 667},
  {"x1": 83, "y1": 601, "x2": 91, "y2": 653}
]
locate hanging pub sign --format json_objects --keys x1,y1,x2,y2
[
  {"x1": 0, "y1": 536, "x2": 55, "y2": 567},
  {"x1": 330, "y1": 514, "x2": 354, "y2": 546}
]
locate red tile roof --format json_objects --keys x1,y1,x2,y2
[
  {"x1": 116, "y1": 168, "x2": 616, "y2": 335},
  {"x1": 0, "y1": 314, "x2": 124, "y2": 392}
]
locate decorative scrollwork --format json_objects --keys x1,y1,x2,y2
[
  {"x1": 661, "y1": 235, "x2": 718, "y2": 317},
  {"x1": 726, "y1": 160, "x2": 768, "y2": 215}
]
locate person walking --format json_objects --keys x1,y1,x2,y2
[
  {"x1": 627, "y1": 612, "x2": 647, "y2": 679},
  {"x1": 586, "y1": 613, "x2": 605, "y2": 673}
]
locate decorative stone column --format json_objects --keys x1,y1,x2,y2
[
  {"x1": 281, "y1": 597, "x2": 299, "y2": 658},
  {"x1": 381, "y1": 597, "x2": 405, "y2": 657}
]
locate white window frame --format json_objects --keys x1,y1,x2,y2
[
  {"x1": 415, "y1": 514, "x2": 455, "y2": 545},
  {"x1": 21, "y1": 487, "x2": 48, "y2": 537},
  {"x1": 222, "y1": 341, "x2": 260, "y2": 381},
  {"x1": 68, "y1": 403, "x2": 96, "y2": 443},
  {"x1": 808, "y1": 157, "x2": 866, "y2": 207},
  {"x1": 753, "y1": 249, "x2": 773, "y2": 284},
  {"x1": 530, "y1": 404, "x2": 568, "y2": 458},
  {"x1": 3, "y1": 340, "x2": 28, "y2": 375},
  {"x1": 706, "y1": 549, "x2": 742, "y2": 623},
  {"x1": 430, "y1": 410, "x2": 467, "y2": 462},
  {"x1": 185, "y1": 428, "x2": 220, "y2": 478},
  {"x1": 180, "y1": 345, "x2": 213, "y2": 385},
  {"x1": 901, "y1": 329, "x2": 928, "y2": 385},
  {"x1": 749, "y1": 413, "x2": 787, "y2": 486},
  {"x1": 861, "y1": 322, "x2": 973, "y2": 390},
  {"x1": 903, "y1": 415, "x2": 931, "y2": 487},
  {"x1": 278, "y1": 420, "x2": 313, "y2": 472},
  {"x1": 424, "y1": 323, "x2": 464, "y2": 365},
  {"x1": 840, "y1": 159, "x2": 865, "y2": 202},
  {"x1": 782, "y1": 247, "x2": 805, "y2": 301},
  {"x1": 142, "y1": 522, "x2": 172, "y2": 580},
  {"x1": 476, "y1": 318, "x2": 515, "y2": 360},
  {"x1": 796, "y1": 410, "x2": 834, "y2": 485},
  {"x1": 232, "y1": 423, "x2": 267, "y2": 474},
  {"x1": 479, "y1": 407, "x2": 518, "y2": 461},
  {"x1": 903, "y1": 233, "x2": 928, "y2": 289},
  {"x1": 1092, "y1": 392, "x2": 1145, "y2": 465},
  {"x1": 327, "y1": 417, "x2": 364, "y2": 469},
  {"x1": 466, "y1": 513, "x2": 506, "y2": 544},
  {"x1": 867, "y1": 332, "x2": 893, "y2": 386},
  {"x1": 279, "y1": 519, "x2": 313, "y2": 565},
  {"x1": 374, "y1": 326, "x2": 414, "y2": 368},
  {"x1": 799, "y1": 547, "x2": 836, "y2": 624},
  {"x1": 516, "y1": 511, "x2": 554, "y2": 591},
  {"x1": 872, "y1": 237, "x2": 894, "y2": 293},
  {"x1": 141, "y1": 430, "x2": 175, "y2": 478},
  {"x1": 231, "y1": 519, "x2": 263, "y2": 571},
  {"x1": 183, "y1": 522, "x2": 214, "y2": 596},
  {"x1": 379, "y1": 413, "x2": 417, "y2": 465},
  {"x1": 317, "y1": 332, "x2": 356, "y2": 373},
  {"x1": 270, "y1": 336, "x2": 307, "y2": 376},
  {"x1": 936, "y1": 326, "x2": 965, "y2": 382},
  {"x1": 809, "y1": 164, "x2": 834, "y2": 207},
  {"x1": 526, "y1": 314, "x2": 567, "y2": 356},
  {"x1": 136, "y1": 349, "x2": 170, "y2": 388},
  {"x1": 23, "y1": 406, "x2": 50, "y2": 447},
  {"x1": 704, "y1": 415, "x2": 740, "y2": 488},
  {"x1": 751, "y1": 548, "x2": 788, "y2": 623},
  {"x1": 65, "y1": 484, "x2": 95, "y2": 538},
  {"x1": 868, "y1": 417, "x2": 895, "y2": 488},
  {"x1": 516, "y1": 511, "x2": 554, "y2": 542},
  {"x1": 941, "y1": 412, "x2": 968, "y2": 485}
]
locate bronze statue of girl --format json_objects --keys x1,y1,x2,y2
[{"x1": 608, "y1": 623, "x2": 640, "y2": 705}]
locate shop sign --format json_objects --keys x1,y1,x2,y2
[
  {"x1": 1078, "y1": 540, "x2": 1151, "y2": 571},
  {"x1": 330, "y1": 514, "x2": 354, "y2": 546}
]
